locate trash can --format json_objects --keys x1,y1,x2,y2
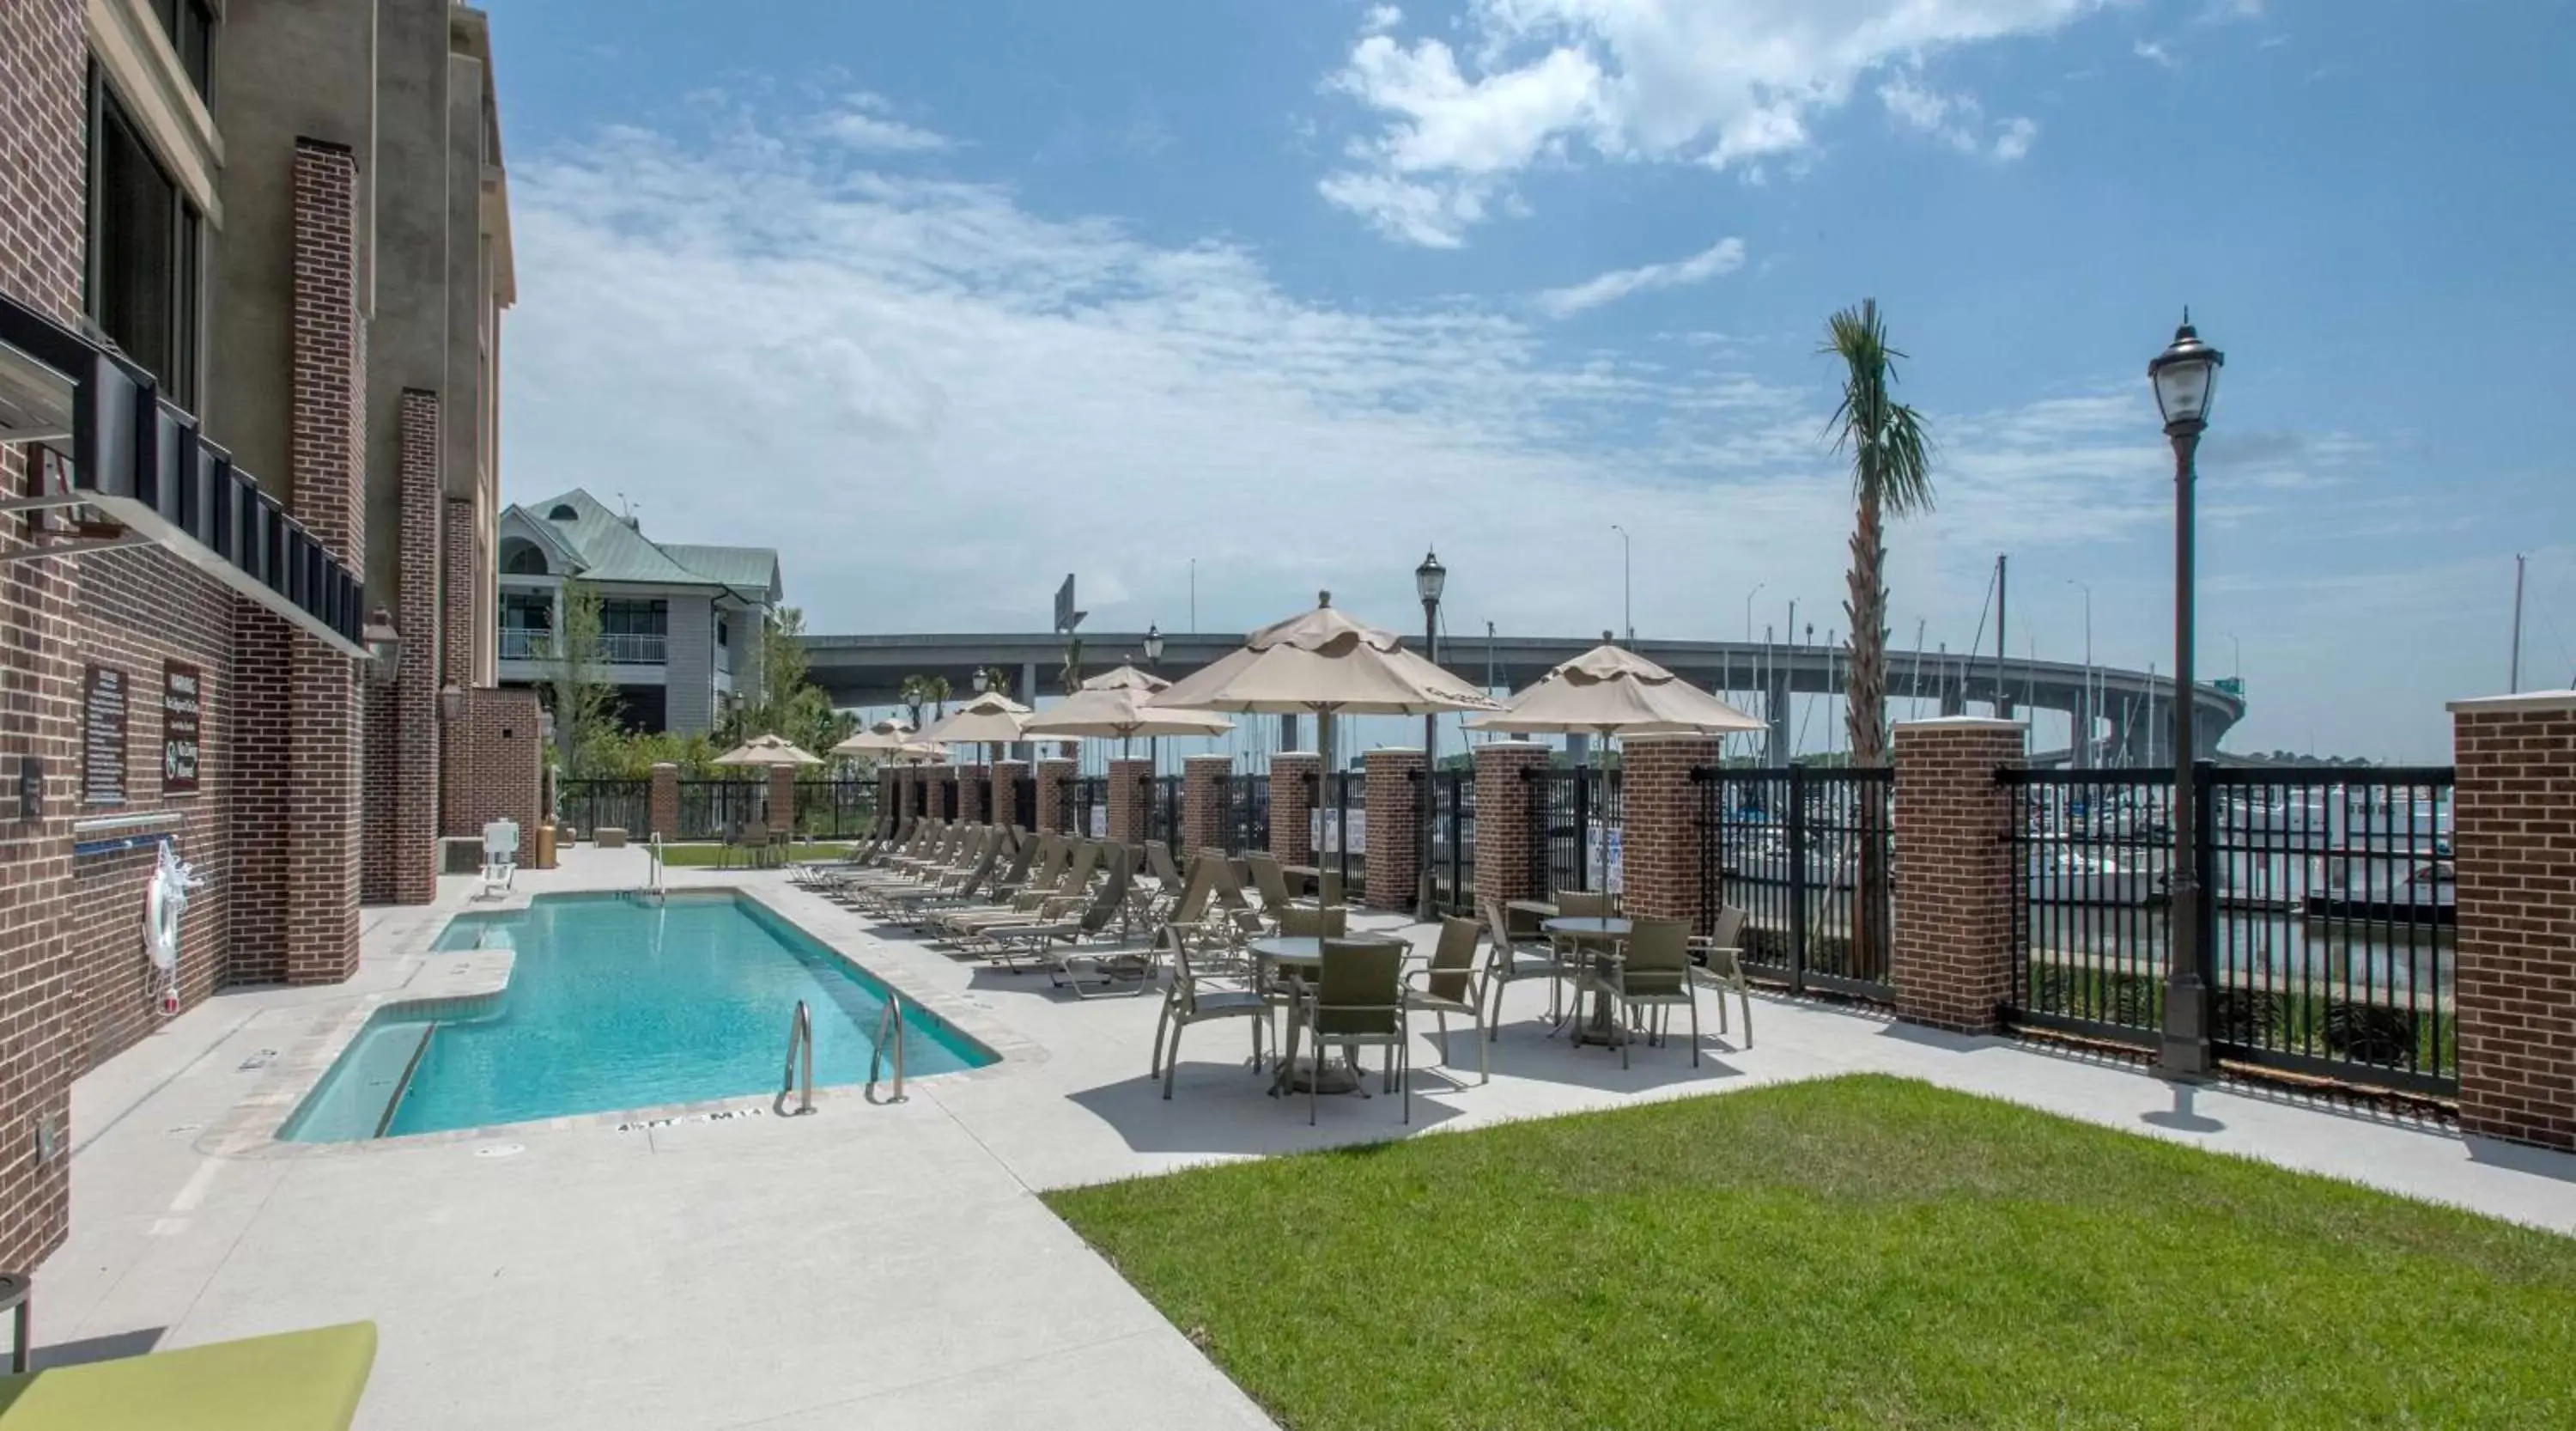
[{"x1": 534, "y1": 821, "x2": 557, "y2": 869}]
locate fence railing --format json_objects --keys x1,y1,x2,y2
[
  {"x1": 2000, "y1": 766, "x2": 2456, "y2": 1096},
  {"x1": 1012, "y1": 774, "x2": 1038, "y2": 831},
  {"x1": 676, "y1": 779, "x2": 763, "y2": 841},
  {"x1": 557, "y1": 778, "x2": 648, "y2": 839},
  {"x1": 1526, "y1": 766, "x2": 1622, "y2": 895},
  {"x1": 1431, "y1": 767, "x2": 1473, "y2": 915},
  {"x1": 793, "y1": 781, "x2": 878, "y2": 840},
  {"x1": 1223, "y1": 772, "x2": 1270, "y2": 854},
  {"x1": 1691, "y1": 765, "x2": 1894, "y2": 1000}
]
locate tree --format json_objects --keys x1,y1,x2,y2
[
  {"x1": 723, "y1": 607, "x2": 853, "y2": 762},
  {"x1": 1823, "y1": 299, "x2": 1934, "y2": 980},
  {"x1": 1823, "y1": 298, "x2": 1935, "y2": 769},
  {"x1": 897, "y1": 672, "x2": 951, "y2": 731},
  {"x1": 539, "y1": 578, "x2": 623, "y2": 778}
]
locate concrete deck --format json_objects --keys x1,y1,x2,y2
[{"x1": 37, "y1": 845, "x2": 2576, "y2": 1429}]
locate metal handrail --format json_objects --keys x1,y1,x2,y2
[
  {"x1": 867, "y1": 993, "x2": 908, "y2": 1105},
  {"x1": 775, "y1": 1000, "x2": 815, "y2": 1117},
  {"x1": 647, "y1": 832, "x2": 665, "y2": 901}
]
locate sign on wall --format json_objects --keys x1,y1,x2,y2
[
  {"x1": 82, "y1": 665, "x2": 129, "y2": 807},
  {"x1": 1311, "y1": 807, "x2": 1368, "y2": 856},
  {"x1": 1585, "y1": 819, "x2": 1625, "y2": 894},
  {"x1": 162, "y1": 661, "x2": 203, "y2": 795}
]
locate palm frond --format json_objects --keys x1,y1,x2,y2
[{"x1": 1821, "y1": 298, "x2": 1937, "y2": 516}]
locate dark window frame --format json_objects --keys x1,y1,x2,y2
[{"x1": 84, "y1": 64, "x2": 204, "y2": 411}]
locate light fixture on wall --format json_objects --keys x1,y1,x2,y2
[
  {"x1": 440, "y1": 685, "x2": 465, "y2": 723},
  {"x1": 362, "y1": 607, "x2": 401, "y2": 685}
]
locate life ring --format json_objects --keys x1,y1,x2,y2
[{"x1": 145, "y1": 843, "x2": 199, "y2": 1016}]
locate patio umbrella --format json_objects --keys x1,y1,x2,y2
[
  {"x1": 1082, "y1": 664, "x2": 1169, "y2": 693},
  {"x1": 711, "y1": 733, "x2": 823, "y2": 767},
  {"x1": 1467, "y1": 642, "x2": 1763, "y2": 889},
  {"x1": 1149, "y1": 591, "x2": 1499, "y2": 891},
  {"x1": 1024, "y1": 684, "x2": 1232, "y2": 761},
  {"x1": 917, "y1": 691, "x2": 1036, "y2": 780},
  {"x1": 830, "y1": 717, "x2": 915, "y2": 760}
]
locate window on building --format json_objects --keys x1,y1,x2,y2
[
  {"x1": 87, "y1": 75, "x2": 202, "y2": 410},
  {"x1": 501, "y1": 540, "x2": 550, "y2": 575},
  {"x1": 599, "y1": 600, "x2": 669, "y2": 637},
  {"x1": 150, "y1": 0, "x2": 216, "y2": 100}
]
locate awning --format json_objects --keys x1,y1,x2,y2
[{"x1": 0, "y1": 292, "x2": 370, "y2": 658}]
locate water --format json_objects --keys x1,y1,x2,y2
[{"x1": 283, "y1": 893, "x2": 993, "y2": 1142}]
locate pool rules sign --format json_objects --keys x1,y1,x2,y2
[{"x1": 162, "y1": 661, "x2": 202, "y2": 795}]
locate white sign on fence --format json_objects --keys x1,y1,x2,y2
[
  {"x1": 1311, "y1": 807, "x2": 1367, "y2": 856},
  {"x1": 1087, "y1": 805, "x2": 1108, "y2": 838},
  {"x1": 1584, "y1": 819, "x2": 1624, "y2": 894}
]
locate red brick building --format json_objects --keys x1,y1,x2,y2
[{"x1": 0, "y1": 0, "x2": 523, "y2": 1270}]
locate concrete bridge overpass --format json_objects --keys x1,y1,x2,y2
[{"x1": 799, "y1": 630, "x2": 2245, "y2": 766}]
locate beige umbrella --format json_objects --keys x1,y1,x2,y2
[
  {"x1": 917, "y1": 691, "x2": 1036, "y2": 779},
  {"x1": 830, "y1": 717, "x2": 915, "y2": 759},
  {"x1": 1082, "y1": 664, "x2": 1170, "y2": 693},
  {"x1": 1024, "y1": 685, "x2": 1232, "y2": 761},
  {"x1": 1467, "y1": 642, "x2": 1762, "y2": 887},
  {"x1": 1150, "y1": 592, "x2": 1499, "y2": 886},
  {"x1": 711, "y1": 733, "x2": 823, "y2": 767}
]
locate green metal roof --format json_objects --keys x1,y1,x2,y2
[{"x1": 510, "y1": 488, "x2": 781, "y2": 598}]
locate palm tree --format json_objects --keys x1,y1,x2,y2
[
  {"x1": 896, "y1": 672, "x2": 951, "y2": 731},
  {"x1": 1824, "y1": 299, "x2": 1933, "y2": 982},
  {"x1": 1823, "y1": 299, "x2": 1935, "y2": 768}
]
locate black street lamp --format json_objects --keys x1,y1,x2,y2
[
  {"x1": 2149, "y1": 313, "x2": 2222, "y2": 1081},
  {"x1": 1142, "y1": 624, "x2": 1164, "y2": 776},
  {"x1": 1415, "y1": 548, "x2": 1448, "y2": 921}
]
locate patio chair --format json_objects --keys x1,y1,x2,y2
[
  {"x1": 1689, "y1": 904, "x2": 1754, "y2": 1048},
  {"x1": 1244, "y1": 851, "x2": 1311, "y2": 921},
  {"x1": 1294, "y1": 937, "x2": 1410, "y2": 1125},
  {"x1": 1583, "y1": 916, "x2": 1701, "y2": 1069},
  {"x1": 1262, "y1": 902, "x2": 1350, "y2": 1050},
  {"x1": 1549, "y1": 887, "x2": 1619, "y2": 992},
  {"x1": 1479, "y1": 897, "x2": 1566, "y2": 1035},
  {"x1": 938, "y1": 840, "x2": 1100, "y2": 943},
  {"x1": 1405, "y1": 915, "x2": 1489, "y2": 1084},
  {"x1": 1152, "y1": 923, "x2": 1271, "y2": 1095},
  {"x1": 992, "y1": 843, "x2": 1132, "y2": 971},
  {"x1": 871, "y1": 828, "x2": 1006, "y2": 917},
  {"x1": 476, "y1": 819, "x2": 519, "y2": 898},
  {"x1": 0, "y1": 1319, "x2": 378, "y2": 1430}
]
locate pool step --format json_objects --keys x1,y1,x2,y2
[{"x1": 373, "y1": 1020, "x2": 438, "y2": 1138}]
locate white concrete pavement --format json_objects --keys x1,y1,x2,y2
[{"x1": 34, "y1": 843, "x2": 2576, "y2": 1430}]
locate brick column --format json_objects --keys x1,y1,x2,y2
[
  {"x1": 1183, "y1": 755, "x2": 1230, "y2": 856},
  {"x1": 440, "y1": 690, "x2": 543, "y2": 839},
  {"x1": 1364, "y1": 748, "x2": 1425, "y2": 912},
  {"x1": 957, "y1": 763, "x2": 988, "y2": 825},
  {"x1": 1269, "y1": 752, "x2": 1320, "y2": 865},
  {"x1": 768, "y1": 764, "x2": 798, "y2": 837},
  {"x1": 1622, "y1": 734, "x2": 1717, "y2": 922},
  {"x1": 1890, "y1": 717, "x2": 2024, "y2": 1033},
  {"x1": 2449, "y1": 691, "x2": 2576, "y2": 1150},
  {"x1": 440, "y1": 497, "x2": 476, "y2": 689},
  {"x1": 1107, "y1": 758, "x2": 1152, "y2": 847},
  {"x1": 379, "y1": 390, "x2": 442, "y2": 903},
  {"x1": 649, "y1": 763, "x2": 678, "y2": 841},
  {"x1": 1037, "y1": 757, "x2": 1077, "y2": 832},
  {"x1": 992, "y1": 759, "x2": 1028, "y2": 829},
  {"x1": 1473, "y1": 742, "x2": 1551, "y2": 908}
]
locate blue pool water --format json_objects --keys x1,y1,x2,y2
[{"x1": 282, "y1": 892, "x2": 993, "y2": 1142}]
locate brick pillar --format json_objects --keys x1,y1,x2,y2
[
  {"x1": 889, "y1": 768, "x2": 914, "y2": 829},
  {"x1": 1890, "y1": 717, "x2": 2024, "y2": 1033},
  {"x1": 1107, "y1": 758, "x2": 1152, "y2": 847},
  {"x1": 957, "y1": 764, "x2": 987, "y2": 824},
  {"x1": 1364, "y1": 748, "x2": 1425, "y2": 911},
  {"x1": 1037, "y1": 757, "x2": 1076, "y2": 832},
  {"x1": 0, "y1": 0, "x2": 89, "y2": 1273},
  {"x1": 1622, "y1": 734, "x2": 1717, "y2": 921},
  {"x1": 768, "y1": 764, "x2": 797, "y2": 837},
  {"x1": 2449, "y1": 691, "x2": 2576, "y2": 1150},
  {"x1": 1183, "y1": 755, "x2": 1230, "y2": 856},
  {"x1": 992, "y1": 759, "x2": 1028, "y2": 829},
  {"x1": 649, "y1": 763, "x2": 678, "y2": 841},
  {"x1": 1269, "y1": 752, "x2": 1320, "y2": 865},
  {"x1": 1473, "y1": 742, "x2": 1551, "y2": 908},
  {"x1": 934, "y1": 769, "x2": 958, "y2": 819},
  {"x1": 440, "y1": 496, "x2": 475, "y2": 689},
  {"x1": 281, "y1": 139, "x2": 366, "y2": 985},
  {"x1": 382, "y1": 391, "x2": 441, "y2": 902}
]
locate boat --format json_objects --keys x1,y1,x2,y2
[{"x1": 2303, "y1": 859, "x2": 2455, "y2": 926}]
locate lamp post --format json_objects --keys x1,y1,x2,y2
[
  {"x1": 1611, "y1": 526, "x2": 1632, "y2": 645},
  {"x1": 1416, "y1": 547, "x2": 1447, "y2": 922},
  {"x1": 2149, "y1": 313, "x2": 2223, "y2": 1081},
  {"x1": 1142, "y1": 624, "x2": 1164, "y2": 776}
]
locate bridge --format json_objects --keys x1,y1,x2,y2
[{"x1": 799, "y1": 630, "x2": 2245, "y2": 766}]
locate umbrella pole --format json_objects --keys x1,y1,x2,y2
[
  {"x1": 1318, "y1": 706, "x2": 1335, "y2": 904},
  {"x1": 1595, "y1": 731, "x2": 1607, "y2": 895}
]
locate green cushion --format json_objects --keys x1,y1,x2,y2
[{"x1": 0, "y1": 1321, "x2": 376, "y2": 1430}]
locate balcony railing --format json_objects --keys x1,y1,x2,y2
[{"x1": 498, "y1": 628, "x2": 667, "y2": 666}]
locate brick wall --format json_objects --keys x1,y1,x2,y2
[
  {"x1": 1182, "y1": 755, "x2": 1229, "y2": 856},
  {"x1": 650, "y1": 763, "x2": 678, "y2": 840},
  {"x1": 1473, "y1": 742, "x2": 1550, "y2": 908},
  {"x1": 440, "y1": 496, "x2": 474, "y2": 691},
  {"x1": 991, "y1": 759, "x2": 1028, "y2": 830},
  {"x1": 956, "y1": 764, "x2": 987, "y2": 825},
  {"x1": 442, "y1": 688, "x2": 541, "y2": 839},
  {"x1": 767, "y1": 764, "x2": 796, "y2": 836},
  {"x1": 1269, "y1": 752, "x2": 1319, "y2": 865},
  {"x1": 1622, "y1": 735, "x2": 1716, "y2": 921},
  {"x1": 1363, "y1": 747, "x2": 1425, "y2": 911},
  {"x1": 1107, "y1": 757, "x2": 1151, "y2": 848},
  {"x1": 1037, "y1": 757, "x2": 1076, "y2": 832},
  {"x1": 1890, "y1": 718, "x2": 2023, "y2": 1033},
  {"x1": 2448, "y1": 693, "x2": 2576, "y2": 1150}
]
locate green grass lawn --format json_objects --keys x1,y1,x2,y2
[
  {"x1": 1046, "y1": 1075, "x2": 2576, "y2": 1429},
  {"x1": 652, "y1": 841, "x2": 855, "y2": 868}
]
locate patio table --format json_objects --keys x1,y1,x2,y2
[
  {"x1": 1543, "y1": 916, "x2": 1632, "y2": 1049},
  {"x1": 1249, "y1": 935, "x2": 1405, "y2": 1096}
]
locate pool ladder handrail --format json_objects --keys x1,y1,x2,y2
[
  {"x1": 644, "y1": 833, "x2": 666, "y2": 904},
  {"x1": 867, "y1": 992, "x2": 908, "y2": 1105},
  {"x1": 775, "y1": 1000, "x2": 816, "y2": 1117}
]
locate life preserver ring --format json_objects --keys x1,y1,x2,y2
[{"x1": 145, "y1": 843, "x2": 200, "y2": 1017}]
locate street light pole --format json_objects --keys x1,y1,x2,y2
[
  {"x1": 1611, "y1": 525, "x2": 1632, "y2": 645},
  {"x1": 2067, "y1": 579, "x2": 2093, "y2": 767},
  {"x1": 1416, "y1": 550, "x2": 1449, "y2": 922},
  {"x1": 1143, "y1": 623, "x2": 1164, "y2": 777},
  {"x1": 2148, "y1": 314, "x2": 2223, "y2": 1081}
]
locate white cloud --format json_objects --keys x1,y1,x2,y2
[
  {"x1": 1877, "y1": 70, "x2": 2039, "y2": 161},
  {"x1": 1536, "y1": 236, "x2": 1747, "y2": 318},
  {"x1": 1360, "y1": 3, "x2": 1402, "y2": 35},
  {"x1": 2133, "y1": 39, "x2": 2177, "y2": 68},
  {"x1": 1320, "y1": 0, "x2": 2099, "y2": 243},
  {"x1": 817, "y1": 93, "x2": 952, "y2": 153}
]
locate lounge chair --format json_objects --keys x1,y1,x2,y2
[
  {"x1": 865, "y1": 828, "x2": 1005, "y2": 916},
  {"x1": 936, "y1": 840, "x2": 1099, "y2": 943},
  {"x1": 0, "y1": 1320, "x2": 377, "y2": 1430},
  {"x1": 1244, "y1": 851, "x2": 1312, "y2": 923},
  {"x1": 1151, "y1": 923, "x2": 1270, "y2": 1095},
  {"x1": 1689, "y1": 904, "x2": 1754, "y2": 1048},
  {"x1": 476, "y1": 819, "x2": 519, "y2": 898},
  {"x1": 1479, "y1": 897, "x2": 1568, "y2": 1034},
  {"x1": 996, "y1": 846, "x2": 1136, "y2": 976},
  {"x1": 1583, "y1": 916, "x2": 1701, "y2": 1068},
  {"x1": 1292, "y1": 937, "x2": 1410, "y2": 1124},
  {"x1": 1404, "y1": 914, "x2": 1490, "y2": 1084}
]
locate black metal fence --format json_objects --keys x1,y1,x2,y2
[
  {"x1": 2001, "y1": 766, "x2": 2455, "y2": 1096},
  {"x1": 1690, "y1": 765, "x2": 1895, "y2": 1000},
  {"x1": 1224, "y1": 772, "x2": 1270, "y2": 854},
  {"x1": 1071, "y1": 776, "x2": 1104, "y2": 838},
  {"x1": 1430, "y1": 767, "x2": 1474, "y2": 914},
  {"x1": 676, "y1": 778, "x2": 762, "y2": 840},
  {"x1": 557, "y1": 778, "x2": 648, "y2": 839},
  {"x1": 793, "y1": 781, "x2": 878, "y2": 839},
  {"x1": 1146, "y1": 774, "x2": 1183, "y2": 856},
  {"x1": 1013, "y1": 774, "x2": 1038, "y2": 831},
  {"x1": 1526, "y1": 766, "x2": 1622, "y2": 896},
  {"x1": 1302, "y1": 770, "x2": 1363, "y2": 892}
]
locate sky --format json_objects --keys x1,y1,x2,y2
[{"x1": 484, "y1": 0, "x2": 2574, "y2": 763}]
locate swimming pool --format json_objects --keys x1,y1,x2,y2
[{"x1": 282, "y1": 892, "x2": 994, "y2": 1142}]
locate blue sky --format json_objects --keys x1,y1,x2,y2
[{"x1": 486, "y1": 0, "x2": 2573, "y2": 761}]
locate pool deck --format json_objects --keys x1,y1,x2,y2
[{"x1": 38, "y1": 844, "x2": 2576, "y2": 1429}]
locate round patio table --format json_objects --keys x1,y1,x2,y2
[
  {"x1": 1542, "y1": 916, "x2": 1633, "y2": 1049},
  {"x1": 1249, "y1": 935, "x2": 1404, "y2": 1095}
]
